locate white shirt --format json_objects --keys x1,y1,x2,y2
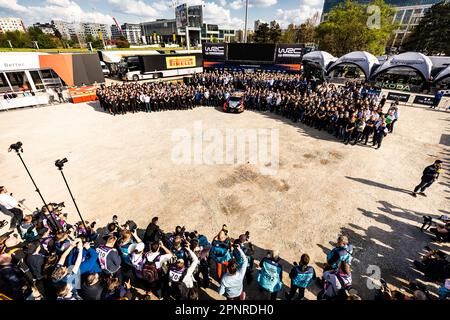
[{"x1": 0, "y1": 193, "x2": 19, "y2": 210}]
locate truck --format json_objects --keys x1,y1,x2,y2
[{"x1": 118, "y1": 51, "x2": 203, "y2": 81}]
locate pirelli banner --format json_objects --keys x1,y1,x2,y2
[
  {"x1": 275, "y1": 44, "x2": 303, "y2": 64},
  {"x1": 166, "y1": 56, "x2": 197, "y2": 69},
  {"x1": 202, "y1": 43, "x2": 227, "y2": 61}
]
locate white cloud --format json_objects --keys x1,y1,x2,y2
[
  {"x1": 107, "y1": 0, "x2": 160, "y2": 18},
  {"x1": 275, "y1": 1, "x2": 323, "y2": 28},
  {"x1": 225, "y1": 0, "x2": 277, "y2": 10},
  {"x1": 0, "y1": 0, "x2": 28, "y2": 13},
  {"x1": 203, "y1": 2, "x2": 244, "y2": 29}
]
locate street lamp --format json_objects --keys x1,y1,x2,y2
[
  {"x1": 7, "y1": 40, "x2": 13, "y2": 49},
  {"x1": 32, "y1": 41, "x2": 39, "y2": 50},
  {"x1": 244, "y1": 0, "x2": 249, "y2": 43}
]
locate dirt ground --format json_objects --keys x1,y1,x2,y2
[{"x1": 0, "y1": 101, "x2": 449, "y2": 300}]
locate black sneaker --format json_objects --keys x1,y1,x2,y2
[
  {"x1": 419, "y1": 192, "x2": 427, "y2": 197},
  {"x1": 411, "y1": 192, "x2": 417, "y2": 197}
]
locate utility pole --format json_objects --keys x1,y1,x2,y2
[{"x1": 244, "y1": 0, "x2": 249, "y2": 43}]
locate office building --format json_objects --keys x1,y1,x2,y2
[
  {"x1": 0, "y1": 18, "x2": 26, "y2": 33},
  {"x1": 33, "y1": 23, "x2": 55, "y2": 35}
]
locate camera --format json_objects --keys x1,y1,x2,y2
[
  {"x1": 55, "y1": 158, "x2": 68, "y2": 170},
  {"x1": 8, "y1": 142, "x2": 23, "y2": 153}
]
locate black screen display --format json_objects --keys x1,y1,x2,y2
[{"x1": 227, "y1": 43, "x2": 275, "y2": 62}]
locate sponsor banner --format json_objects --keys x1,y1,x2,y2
[
  {"x1": 413, "y1": 95, "x2": 434, "y2": 106},
  {"x1": 166, "y1": 56, "x2": 196, "y2": 69},
  {"x1": 275, "y1": 44, "x2": 303, "y2": 63},
  {"x1": 375, "y1": 81, "x2": 411, "y2": 92},
  {"x1": 202, "y1": 43, "x2": 226, "y2": 61},
  {"x1": 386, "y1": 92, "x2": 410, "y2": 103},
  {"x1": 0, "y1": 54, "x2": 40, "y2": 71}
]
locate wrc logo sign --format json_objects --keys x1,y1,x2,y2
[
  {"x1": 277, "y1": 47, "x2": 302, "y2": 58},
  {"x1": 204, "y1": 46, "x2": 225, "y2": 55}
]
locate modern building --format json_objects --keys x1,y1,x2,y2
[
  {"x1": 51, "y1": 20, "x2": 71, "y2": 40},
  {"x1": 320, "y1": 0, "x2": 446, "y2": 51},
  {"x1": 0, "y1": 18, "x2": 26, "y2": 33},
  {"x1": 121, "y1": 23, "x2": 142, "y2": 45},
  {"x1": 254, "y1": 19, "x2": 264, "y2": 31},
  {"x1": 33, "y1": 23, "x2": 55, "y2": 35},
  {"x1": 82, "y1": 23, "x2": 111, "y2": 41},
  {"x1": 141, "y1": 4, "x2": 235, "y2": 46}
]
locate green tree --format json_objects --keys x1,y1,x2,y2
[
  {"x1": 269, "y1": 21, "x2": 282, "y2": 43},
  {"x1": 281, "y1": 24, "x2": 298, "y2": 43},
  {"x1": 254, "y1": 23, "x2": 270, "y2": 43},
  {"x1": 402, "y1": 2, "x2": 450, "y2": 55},
  {"x1": 85, "y1": 34, "x2": 103, "y2": 49},
  {"x1": 0, "y1": 30, "x2": 30, "y2": 48},
  {"x1": 316, "y1": 0, "x2": 397, "y2": 56},
  {"x1": 28, "y1": 27, "x2": 57, "y2": 49},
  {"x1": 296, "y1": 12, "x2": 319, "y2": 44}
]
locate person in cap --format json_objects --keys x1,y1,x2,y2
[{"x1": 412, "y1": 160, "x2": 443, "y2": 197}]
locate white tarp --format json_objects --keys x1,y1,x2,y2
[
  {"x1": 100, "y1": 50, "x2": 161, "y2": 63},
  {"x1": 302, "y1": 51, "x2": 337, "y2": 71},
  {"x1": 434, "y1": 65, "x2": 450, "y2": 83},
  {"x1": 0, "y1": 52, "x2": 45, "y2": 71},
  {"x1": 371, "y1": 52, "x2": 433, "y2": 80},
  {"x1": 327, "y1": 51, "x2": 379, "y2": 79}
]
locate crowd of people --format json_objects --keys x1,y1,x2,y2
[
  {"x1": 0, "y1": 184, "x2": 448, "y2": 301},
  {"x1": 96, "y1": 70, "x2": 400, "y2": 149}
]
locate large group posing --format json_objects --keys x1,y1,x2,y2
[
  {"x1": 0, "y1": 185, "x2": 448, "y2": 301},
  {"x1": 97, "y1": 70, "x2": 400, "y2": 149}
]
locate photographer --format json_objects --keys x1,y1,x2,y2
[
  {"x1": 143, "y1": 217, "x2": 164, "y2": 247},
  {"x1": 256, "y1": 250, "x2": 283, "y2": 300},
  {"x1": 210, "y1": 227, "x2": 232, "y2": 280},
  {"x1": 218, "y1": 243, "x2": 248, "y2": 300},
  {"x1": 96, "y1": 236, "x2": 122, "y2": 280},
  {"x1": 0, "y1": 186, "x2": 26, "y2": 230},
  {"x1": 286, "y1": 253, "x2": 316, "y2": 300}
]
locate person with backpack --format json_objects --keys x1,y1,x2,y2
[
  {"x1": 256, "y1": 250, "x2": 283, "y2": 300},
  {"x1": 142, "y1": 241, "x2": 173, "y2": 297},
  {"x1": 320, "y1": 261, "x2": 353, "y2": 300},
  {"x1": 285, "y1": 253, "x2": 316, "y2": 300},
  {"x1": 210, "y1": 229, "x2": 232, "y2": 280},
  {"x1": 326, "y1": 235, "x2": 353, "y2": 271},
  {"x1": 218, "y1": 244, "x2": 248, "y2": 300},
  {"x1": 167, "y1": 242, "x2": 199, "y2": 300}
]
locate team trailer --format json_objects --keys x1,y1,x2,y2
[{"x1": 118, "y1": 51, "x2": 203, "y2": 81}]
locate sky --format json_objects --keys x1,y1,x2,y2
[{"x1": 0, "y1": 0, "x2": 325, "y2": 29}]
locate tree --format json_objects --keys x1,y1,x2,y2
[
  {"x1": 85, "y1": 34, "x2": 103, "y2": 49},
  {"x1": 0, "y1": 30, "x2": 30, "y2": 48},
  {"x1": 315, "y1": 0, "x2": 397, "y2": 56},
  {"x1": 281, "y1": 24, "x2": 298, "y2": 43},
  {"x1": 28, "y1": 27, "x2": 57, "y2": 49},
  {"x1": 402, "y1": 2, "x2": 450, "y2": 55},
  {"x1": 269, "y1": 21, "x2": 282, "y2": 43},
  {"x1": 253, "y1": 23, "x2": 270, "y2": 43},
  {"x1": 297, "y1": 12, "x2": 319, "y2": 44},
  {"x1": 112, "y1": 36, "x2": 130, "y2": 48}
]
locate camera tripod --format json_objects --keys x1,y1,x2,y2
[
  {"x1": 55, "y1": 158, "x2": 88, "y2": 231},
  {"x1": 8, "y1": 142, "x2": 61, "y2": 232}
]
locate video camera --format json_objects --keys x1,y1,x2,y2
[
  {"x1": 8, "y1": 142, "x2": 23, "y2": 153},
  {"x1": 55, "y1": 158, "x2": 68, "y2": 170}
]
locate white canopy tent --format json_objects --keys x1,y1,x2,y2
[
  {"x1": 370, "y1": 52, "x2": 433, "y2": 81},
  {"x1": 433, "y1": 65, "x2": 450, "y2": 83},
  {"x1": 326, "y1": 51, "x2": 379, "y2": 79},
  {"x1": 302, "y1": 51, "x2": 337, "y2": 71}
]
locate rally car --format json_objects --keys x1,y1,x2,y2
[{"x1": 223, "y1": 91, "x2": 245, "y2": 113}]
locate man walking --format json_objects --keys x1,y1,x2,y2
[{"x1": 412, "y1": 160, "x2": 443, "y2": 197}]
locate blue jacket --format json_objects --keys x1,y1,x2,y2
[{"x1": 257, "y1": 258, "x2": 283, "y2": 293}]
